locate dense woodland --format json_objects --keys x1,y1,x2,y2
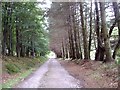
[
  {"x1": 1, "y1": 2, "x2": 119, "y2": 88},
  {"x1": 1, "y1": 2, "x2": 49, "y2": 58},
  {"x1": 49, "y1": 2, "x2": 120, "y2": 62},
  {"x1": 1, "y1": 2, "x2": 120, "y2": 63}
]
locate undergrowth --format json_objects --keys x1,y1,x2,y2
[
  {"x1": 2, "y1": 56, "x2": 47, "y2": 74},
  {"x1": 2, "y1": 68, "x2": 34, "y2": 88},
  {"x1": 2, "y1": 56, "x2": 47, "y2": 89}
]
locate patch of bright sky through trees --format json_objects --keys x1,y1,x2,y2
[{"x1": 37, "y1": 0, "x2": 52, "y2": 32}]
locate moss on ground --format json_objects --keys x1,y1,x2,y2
[
  {"x1": 2, "y1": 56, "x2": 47, "y2": 74},
  {"x1": 1, "y1": 68, "x2": 34, "y2": 88},
  {"x1": 2, "y1": 56, "x2": 47, "y2": 89}
]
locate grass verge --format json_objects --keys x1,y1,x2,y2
[
  {"x1": 2, "y1": 56, "x2": 47, "y2": 89},
  {"x1": 1, "y1": 68, "x2": 34, "y2": 89}
]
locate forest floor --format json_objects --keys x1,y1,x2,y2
[{"x1": 60, "y1": 59, "x2": 118, "y2": 88}]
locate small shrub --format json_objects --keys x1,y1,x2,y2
[{"x1": 5, "y1": 63, "x2": 20, "y2": 74}]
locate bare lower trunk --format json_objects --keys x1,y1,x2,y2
[
  {"x1": 100, "y1": 2, "x2": 112, "y2": 61},
  {"x1": 88, "y1": 2, "x2": 92, "y2": 59},
  {"x1": 16, "y1": 16, "x2": 20, "y2": 58},
  {"x1": 112, "y1": 38, "x2": 120, "y2": 59},
  {"x1": 80, "y1": 3, "x2": 89, "y2": 59},
  {"x1": 112, "y1": 2, "x2": 120, "y2": 59}
]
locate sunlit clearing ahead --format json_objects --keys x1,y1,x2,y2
[{"x1": 47, "y1": 51, "x2": 57, "y2": 58}]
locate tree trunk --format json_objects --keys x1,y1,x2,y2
[
  {"x1": 113, "y1": 38, "x2": 120, "y2": 59},
  {"x1": 69, "y1": 6, "x2": 76, "y2": 59},
  {"x1": 80, "y1": 3, "x2": 89, "y2": 59},
  {"x1": 31, "y1": 40, "x2": 35, "y2": 58},
  {"x1": 99, "y1": 2, "x2": 112, "y2": 61},
  {"x1": 16, "y1": 16, "x2": 20, "y2": 58},
  {"x1": 112, "y1": 2, "x2": 120, "y2": 59},
  {"x1": 2, "y1": 3, "x2": 8, "y2": 56},
  {"x1": 62, "y1": 40, "x2": 65, "y2": 59},
  {"x1": 72, "y1": 7, "x2": 79, "y2": 59},
  {"x1": 7, "y1": 3, "x2": 13, "y2": 56},
  {"x1": 88, "y1": 2, "x2": 92, "y2": 59},
  {"x1": 94, "y1": 2, "x2": 105, "y2": 61},
  {"x1": 78, "y1": 29, "x2": 83, "y2": 59}
]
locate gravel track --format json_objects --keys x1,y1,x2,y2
[{"x1": 16, "y1": 59, "x2": 81, "y2": 88}]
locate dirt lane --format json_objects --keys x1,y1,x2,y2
[{"x1": 16, "y1": 59, "x2": 81, "y2": 88}]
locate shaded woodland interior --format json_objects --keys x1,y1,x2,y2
[
  {"x1": 1, "y1": 1, "x2": 120, "y2": 89},
  {"x1": 48, "y1": 2, "x2": 120, "y2": 62}
]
